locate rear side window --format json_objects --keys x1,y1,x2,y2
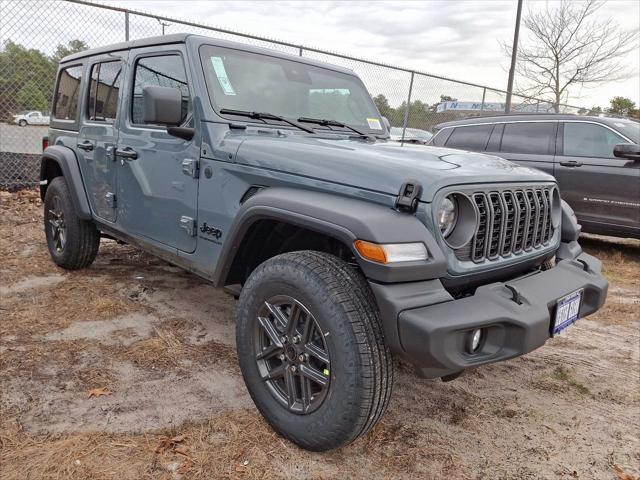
[
  {"x1": 563, "y1": 122, "x2": 625, "y2": 158},
  {"x1": 53, "y1": 65, "x2": 83, "y2": 121},
  {"x1": 500, "y1": 122, "x2": 555, "y2": 155},
  {"x1": 431, "y1": 129, "x2": 451, "y2": 147},
  {"x1": 444, "y1": 125, "x2": 493, "y2": 151},
  {"x1": 131, "y1": 55, "x2": 190, "y2": 125},
  {"x1": 88, "y1": 61, "x2": 122, "y2": 123}
]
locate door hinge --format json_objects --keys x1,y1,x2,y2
[
  {"x1": 395, "y1": 180, "x2": 422, "y2": 213},
  {"x1": 105, "y1": 192, "x2": 117, "y2": 208},
  {"x1": 182, "y1": 158, "x2": 199, "y2": 179},
  {"x1": 179, "y1": 216, "x2": 197, "y2": 237}
]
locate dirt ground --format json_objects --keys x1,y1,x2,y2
[{"x1": 1, "y1": 189, "x2": 639, "y2": 480}]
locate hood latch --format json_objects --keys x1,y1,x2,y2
[{"x1": 395, "y1": 180, "x2": 422, "y2": 213}]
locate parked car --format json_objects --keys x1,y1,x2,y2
[
  {"x1": 431, "y1": 114, "x2": 640, "y2": 239},
  {"x1": 40, "y1": 34, "x2": 607, "y2": 451},
  {"x1": 13, "y1": 110, "x2": 50, "y2": 126},
  {"x1": 389, "y1": 126, "x2": 433, "y2": 144}
]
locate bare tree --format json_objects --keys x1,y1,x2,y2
[{"x1": 502, "y1": 0, "x2": 639, "y2": 112}]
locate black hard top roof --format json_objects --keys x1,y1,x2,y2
[
  {"x1": 61, "y1": 33, "x2": 191, "y2": 62},
  {"x1": 59, "y1": 33, "x2": 355, "y2": 76}
]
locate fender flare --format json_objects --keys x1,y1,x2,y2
[
  {"x1": 560, "y1": 199, "x2": 581, "y2": 242},
  {"x1": 40, "y1": 145, "x2": 92, "y2": 220},
  {"x1": 212, "y1": 187, "x2": 447, "y2": 286}
]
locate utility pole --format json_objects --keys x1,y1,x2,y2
[{"x1": 505, "y1": 0, "x2": 523, "y2": 113}]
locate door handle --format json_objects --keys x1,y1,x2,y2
[
  {"x1": 559, "y1": 160, "x2": 583, "y2": 167},
  {"x1": 77, "y1": 140, "x2": 94, "y2": 151},
  {"x1": 115, "y1": 147, "x2": 138, "y2": 160}
]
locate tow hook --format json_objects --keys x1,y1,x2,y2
[{"x1": 504, "y1": 284, "x2": 523, "y2": 305}]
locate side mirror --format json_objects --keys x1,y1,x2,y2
[
  {"x1": 613, "y1": 143, "x2": 640, "y2": 161},
  {"x1": 142, "y1": 86, "x2": 182, "y2": 125},
  {"x1": 381, "y1": 116, "x2": 391, "y2": 130}
]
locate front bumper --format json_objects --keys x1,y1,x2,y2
[{"x1": 395, "y1": 252, "x2": 608, "y2": 378}]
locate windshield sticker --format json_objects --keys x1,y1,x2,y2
[
  {"x1": 366, "y1": 118, "x2": 382, "y2": 130},
  {"x1": 210, "y1": 57, "x2": 236, "y2": 95}
]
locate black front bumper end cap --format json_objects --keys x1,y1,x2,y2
[{"x1": 398, "y1": 252, "x2": 608, "y2": 379}]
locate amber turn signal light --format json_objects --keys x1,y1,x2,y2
[
  {"x1": 354, "y1": 240, "x2": 388, "y2": 263},
  {"x1": 354, "y1": 240, "x2": 428, "y2": 264}
]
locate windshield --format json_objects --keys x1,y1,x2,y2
[
  {"x1": 199, "y1": 45, "x2": 385, "y2": 134},
  {"x1": 612, "y1": 120, "x2": 640, "y2": 143}
]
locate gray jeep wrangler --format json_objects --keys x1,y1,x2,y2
[{"x1": 41, "y1": 34, "x2": 608, "y2": 451}]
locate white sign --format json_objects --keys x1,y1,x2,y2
[{"x1": 436, "y1": 101, "x2": 556, "y2": 114}]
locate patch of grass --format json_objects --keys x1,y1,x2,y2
[{"x1": 552, "y1": 366, "x2": 591, "y2": 395}]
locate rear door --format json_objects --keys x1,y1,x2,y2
[
  {"x1": 116, "y1": 47, "x2": 199, "y2": 253},
  {"x1": 555, "y1": 121, "x2": 640, "y2": 232},
  {"x1": 488, "y1": 121, "x2": 557, "y2": 176},
  {"x1": 76, "y1": 54, "x2": 126, "y2": 222}
]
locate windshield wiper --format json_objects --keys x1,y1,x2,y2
[
  {"x1": 297, "y1": 117, "x2": 373, "y2": 139},
  {"x1": 219, "y1": 108, "x2": 315, "y2": 133}
]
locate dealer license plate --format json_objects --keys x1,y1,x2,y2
[{"x1": 552, "y1": 289, "x2": 583, "y2": 335}]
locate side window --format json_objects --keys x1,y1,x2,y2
[
  {"x1": 131, "y1": 55, "x2": 190, "y2": 125},
  {"x1": 500, "y1": 122, "x2": 555, "y2": 155},
  {"x1": 88, "y1": 61, "x2": 122, "y2": 123},
  {"x1": 53, "y1": 65, "x2": 83, "y2": 121},
  {"x1": 431, "y1": 129, "x2": 451, "y2": 147},
  {"x1": 444, "y1": 124, "x2": 493, "y2": 151},
  {"x1": 563, "y1": 122, "x2": 625, "y2": 158}
]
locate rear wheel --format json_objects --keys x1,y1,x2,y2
[
  {"x1": 236, "y1": 251, "x2": 393, "y2": 451},
  {"x1": 18, "y1": 119, "x2": 27, "y2": 127},
  {"x1": 44, "y1": 176, "x2": 100, "y2": 269}
]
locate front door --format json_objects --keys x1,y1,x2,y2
[
  {"x1": 555, "y1": 121, "x2": 640, "y2": 233},
  {"x1": 77, "y1": 54, "x2": 127, "y2": 222},
  {"x1": 116, "y1": 48, "x2": 199, "y2": 253}
]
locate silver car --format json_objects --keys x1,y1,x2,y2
[{"x1": 389, "y1": 126, "x2": 433, "y2": 144}]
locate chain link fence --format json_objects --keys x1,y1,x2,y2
[{"x1": 1, "y1": 0, "x2": 591, "y2": 189}]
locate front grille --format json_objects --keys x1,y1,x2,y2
[{"x1": 466, "y1": 186, "x2": 554, "y2": 263}]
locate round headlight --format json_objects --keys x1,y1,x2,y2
[
  {"x1": 437, "y1": 196, "x2": 458, "y2": 237},
  {"x1": 436, "y1": 193, "x2": 478, "y2": 249}
]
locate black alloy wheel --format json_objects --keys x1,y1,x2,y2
[
  {"x1": 254, "y1": 295, "x2": 330, "y2": 414},
  {"x1": 47, "y1": 195, "x2": 67, "y2": 254}
]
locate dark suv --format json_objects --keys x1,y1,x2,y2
[{"x1": 431, "y1": 115, "x2": 640, "y2": 239}]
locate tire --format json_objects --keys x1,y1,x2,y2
[
  {"x1": 18, "y1": 119, "x2": 27, "y2": 127},
  {"x1": 44, "y1": 176, "x2": 100, "y2": 270},
  {"x1": 236, "y1": 251, "x2": 393, "y2": 451}
]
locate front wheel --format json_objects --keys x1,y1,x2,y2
[
  {"x1": 236, "y1": 251, "x2": 393, "y2": 451},
  {"x1": 18, "y1": 119, "x2": 27, "y2": 127}
]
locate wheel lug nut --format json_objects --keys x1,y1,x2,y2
[
  {"x1": 298, "y1": 354, "x2": 305, "y2": 362},
  {"x1": 280, "y1": 336, "x2": 287, "y2": 344},
  {"x1": 278, "y1": 354, "x2": 285, "y2": 361},
  {"x1": 289, "y1": 365, "x2": 297, "y2": 373},
  {"x1": 292, "y1": 336, "x2": 300, "y2": 344}
]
